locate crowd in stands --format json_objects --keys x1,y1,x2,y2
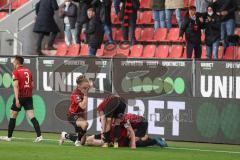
[{"x1": 32, "y1": 0, "x2": 239, "y2": 59}]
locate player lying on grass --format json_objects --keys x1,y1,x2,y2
[
  {"x1": 97, "y1": 95, "x2": 127, "y2": 148},
  {"x1": 0, "y1": 56, "x2": 42, "y2": 143},
  {"x1": 85, "y1": 113, "x2": 168, "y2": 148},
  {"x1": 59, "y1": 75, "x2": 91, "y2": 146}
]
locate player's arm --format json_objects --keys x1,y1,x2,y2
[
  {"x1": 13, "y1": 80, "x2": 20, "y2": 107},
  {"x1": 125, "y1": 123, "x2": 136, "y2": 149}
]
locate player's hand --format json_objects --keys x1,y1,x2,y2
[
  {"x1": 16, "y1": 99, "x2": 21, "y2": 108},
  {"x1": 178, "y1": 36, "x2": 183, "y2": 41}
]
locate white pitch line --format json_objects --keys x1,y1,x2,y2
[
  {"x1": 8, "y1": 137, "x2": 240, "y2": 154},
  {"x1": 167, "y1": 147, "x2": 240, "y2": 154}
]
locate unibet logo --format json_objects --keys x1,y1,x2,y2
[
  {"x1": 121, "y1": 76, "x2": 185, "y2": 95},
  {"x1": 0, "y1": 73, "x2": 13, "y2": 88},
  {"x1": 5, "y1": 95, "x2": 46, "y2": 127}
]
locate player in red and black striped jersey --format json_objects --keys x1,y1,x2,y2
[
  {"x1": 121, "y1": 113, "x2": 148, "y2": 138},
  {"x1": 97, "y1": 95, "x2": 126, "y2": 148},
  {"x1": 0, "y1": 56, "x2": 42, "y2": 143},
  {"x1": 59, "y1": 75, "x2": 91, "y2": 147}
]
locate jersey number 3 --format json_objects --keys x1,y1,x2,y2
[{"x1": 24, "y1": 72, "x2": 30, "y2": 85}]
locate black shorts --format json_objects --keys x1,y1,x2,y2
[
  {"x1": 135, "y1": 121, "x2": 148, "y2": 137},
  {"x1": 104, "y1": 97, "x2": 126, "y2": 118},
  {"x1": 11, "y1": 97, "x2": 33, "y2": 112},
  {"x1": 67, "y1": 113, "x2": 86, "y2": 132}
]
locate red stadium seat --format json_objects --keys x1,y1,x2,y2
[
  {"x1": 169, "y1": 45, "x2": 183, "y2": 58},
  {"x1": 130, "y1": 44, "x2": 143, "y2": 58},
  {"x1": 96, "y1": 44, "x2": 104, "y2": 57},
  {"x1": 155, "y1": 45, "x2": 169, "y2": 58},
  {"x1": 111, "y1": 12, "x2": 120, "y2": 24},
  {"x1": 116, "y1": 44, "x2": 131, "y2": 57},
  {"x1": 138, "y1": 11, "x2": 153, "y2": 25},
  {"x1": 223, "y1": 46, "x2": 238, "y2": 60},
  {"x1": 201, "y1": 46, "x2": 207, "y2": 59},
  {"x1": 166, "y1": 28, "x2": 180, "y2": 42},
  {"x1": 103, "y1": 44, "x2": 116, "y2": 57},
  {"x1": 142, "y1": 45, "x2": 156, "y2": 58},
  {"x1": 135, "y1": 28, "x2": 142, "y2": 41},
  {"x1": 56, "y1": 43, "x2": 68, "y2": 56},
  {"x1": 218, "y1": 46, "x2": 224, "y2": 59},
  {"x1": 153, "y1": 28, "x2": 168, "y2": 42},
  {"x1": 79, "y1": 44, "x2": 89, "y2": 56},
  {"x1": 114, "y1": 29, "x2": 123, "y2": 41},
  {"x1": 201, "y1": 32, "x2": 205, "y2": 42},
  {"x1": 140, "y1": 28, "x2": 154, "y2": 42},
  {"x1": 140, "y1": 0, "x2": 151, "y2": 9},
  {"x1": 0, "y1": 12, "x2": 7, "y2": 20},
  {"x1": 235, "y1": 28, "x2": 240, "y2": 36},
  {"x1": 67, "y1": 44, "x2": 80, "y2": 56},
  {"x1": 0, "y1": 0, "x2": 7, "y2": 7}
]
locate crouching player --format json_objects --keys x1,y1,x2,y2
[
  {"x1": 86, "y1": 113, "x2": 168, "y2": 148},
  {"x1": 97, "y1": 95, "x2": 127, "y2": 148},
  {"x1": 59, "y1": 75, "x2": 90, "y2": 146}
]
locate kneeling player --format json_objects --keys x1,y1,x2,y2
[
  {"x1": 59, "y1": 75, "x2": 90, "y2": 146},
  {"x1": 97, "y1": 95, "x2": 127, "y2": 148}
]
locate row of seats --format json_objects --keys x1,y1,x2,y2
[
  {"x1": 55, "y1": 43, "x2": 240, "y2": 60},
  {"x1": 111, "y1": 10, "x2": 185, "y2": 25},
  {"x1": 107, "y1": 27, "x2": 240, "y2": 43},
  {"x1": 0, "y1": 0, "x2": 28, "y2": 10},
  {"x1": 139, "y1": 0, "x2": 195, "y2": 9}
]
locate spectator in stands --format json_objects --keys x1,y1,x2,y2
[
  {"x1": 113, "y1": 0, "x2": 121, "y2": 15},
  {"x1": 179, "y1": 6, "x2": 204, "y2": 58},
  {"x1": 33, "y1": 0, "x2": 60, "y2": 55},
  {"x1": 97, "y1": 0, "x2": 114, "y2": 44},
  {"x1": 151, "y1": 0, "x2": 166, "y2": 29},
  {"x1": 85, "y1": 8, "x2": 104, "y2": 56},
  {"x1": 119, "y1": 0, "x2": 140, "y2": 45},
  {"x1": 165, "y1": 0, "x2": 184, "y2": 29},
  {"x1": 73, "y1": 0, "x2": 92, "y2": 44},
  {"x1": 203, "y1": 4, "x2": 221, "y2": 59},
  {"x1": 212, "y1": 0, "x2": 237, "y2": 52},
  {"x1": 196, "y1": 0, "x2": 213, "y2": 13},
  {"x1": 59, "y1": 0, "x2": 78, "y2": 46}
]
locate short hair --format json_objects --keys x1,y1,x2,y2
[
  {"x1": 76, "y1": 75, "x2": 90, "y2": 85},
  {"x1": 87, "y1": 8, "x2": 95, "y2": 13},
  {"x1": 189, "y1": 6, "x2": 196, "y2": 10},
  {"x1": 15, "y1": 55, "x2": 24, "y2": 65}
]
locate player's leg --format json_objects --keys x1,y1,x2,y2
[
  {"x1": 75, "y1": 117, "x2": 88, "y2": 146},
  {"x1": 85, "y1": 134, "x2": 104, "y2": 146},
  {"x1": 0, "y1": 98, "x2": 20, "y2": 141},
  {"x1": 26, "y1": 110, "x2": 42, "y2": 142},
  {"x1": 24, "y1": 98, "x2": 42, "y2": 142}
]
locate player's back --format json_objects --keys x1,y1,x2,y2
[{"x1": 13, "y1": 66, "x2": 33, "y2": 98}]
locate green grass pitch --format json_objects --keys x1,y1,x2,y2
[{"x1": 0, "y1": 131, "x2": 239, "y2": 160}]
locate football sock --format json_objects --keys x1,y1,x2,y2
[
  {"x1": 136, "y1": 138, "x2": 157, "y2": 147},
  {"x1": 65, "y1": 133, "x2": 78, "y2": 142},
  {"x1": 31, "y1": 117, "x2": 41, "y2": 137},
  {"x1": 8, "y1": 118, "x2": 16, "y2": 138}
]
